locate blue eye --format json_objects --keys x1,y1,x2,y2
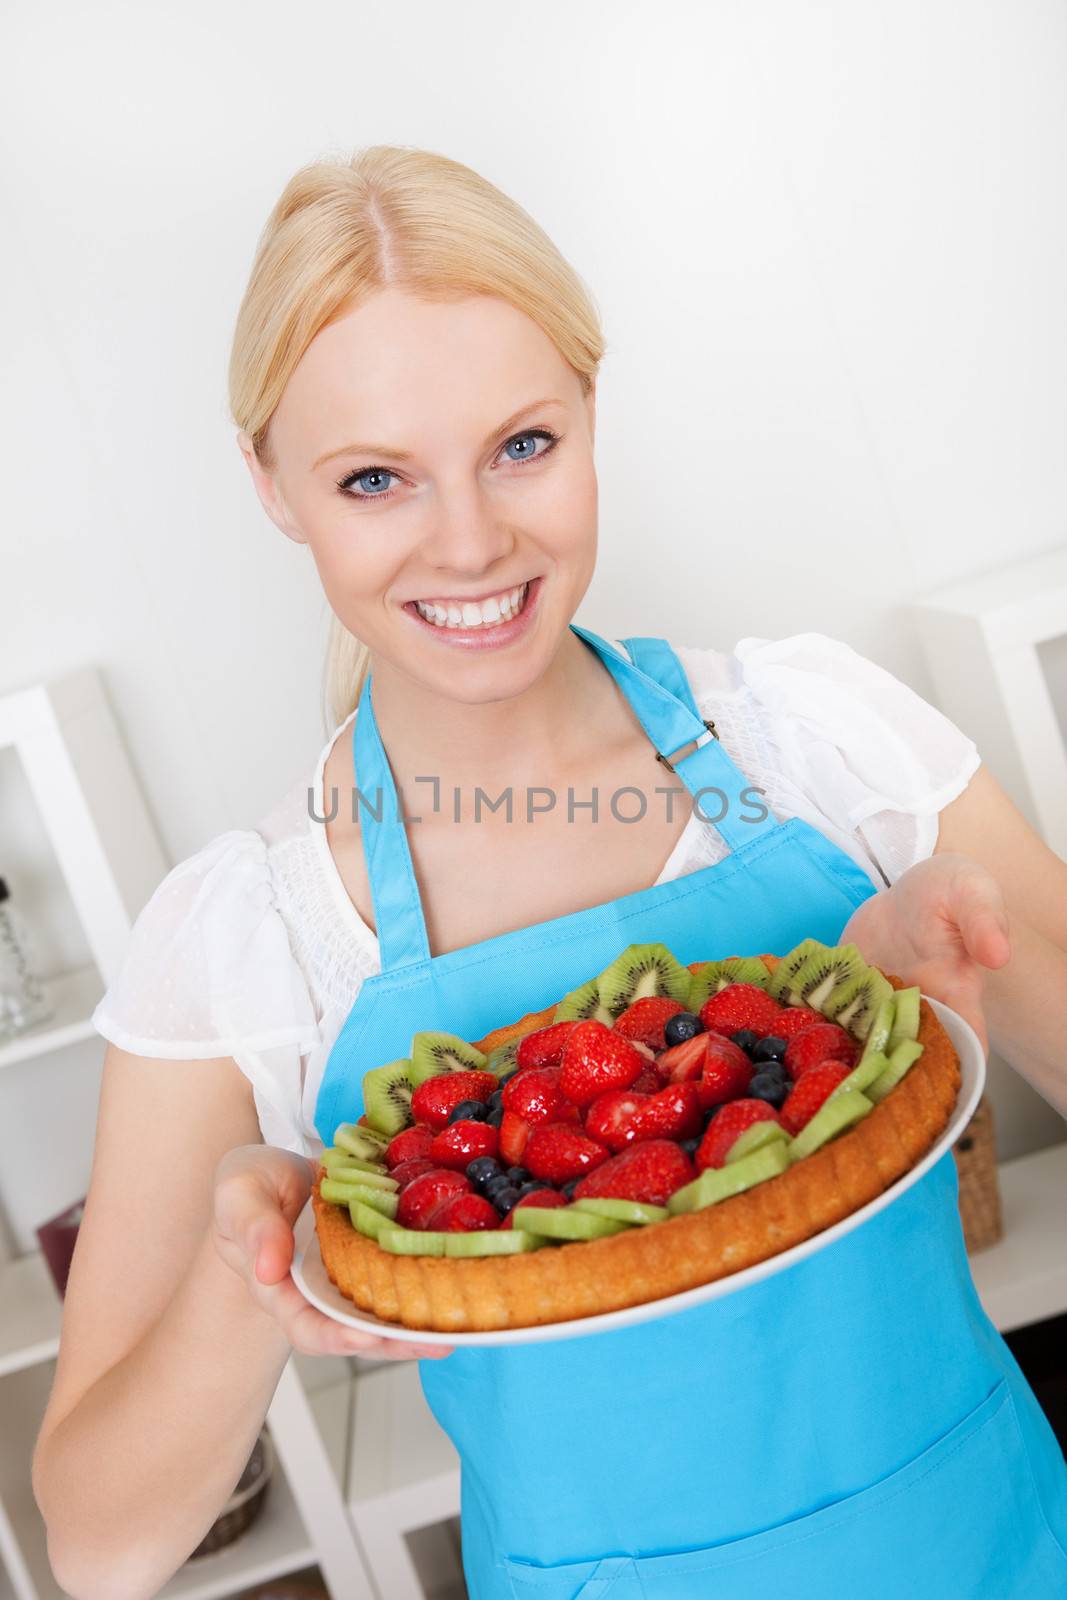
[{"x1": 334, "y1": 427, "x2": 560, "y2": 503}]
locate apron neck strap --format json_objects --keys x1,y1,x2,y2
[{"x1": 353, "y1": 625, "x2": 770, "y2": 972}]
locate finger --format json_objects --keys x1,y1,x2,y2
[{"x1": 953, "y1": 867, "x2": 1011, "y2": 970}]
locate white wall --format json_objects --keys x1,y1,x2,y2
[{"x1": 2, "y1": 0, "x2": 1065, "y2": 1193}]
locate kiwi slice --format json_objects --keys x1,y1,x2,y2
[
  {"x1": 766, "y1": 939, "x2": 830, "y2": 1005},
  {"x1": 378, "y1": 1223, "x2": 448, "y2": 1256},
  {"x1": 321, "y1": 1150, "x2": 388, "y2": 1177},
  {"x1": 887, "y1": 987, "x2": 921, "y2": 1051},
  {"x1": 511, "y1": 1206, "x2": 631, "y2": 1242},
  {"x1": 786, "y1": 1087, "x2": 873, "y2": 1162},
  {"x1": 724, "y1": 1120, "x2": 791, "y2": 1164},
  {"x1": 443, "y1": 1228, "x2": 546, "y2": 1256},
  {"x1": 787, "y1": 944, "x2": 867, "y2": 1013},
  {"x1": 486, "y1": 1039, "x2": 522, "y2": 1077},
  {"x1": 829, "y1": 1049, "x2": 891, "y2": 1100},
  {"x1": 571, "y1": 1197, "x2": 670, "y2": 1225},
  {"x1": 859, "y1": 994, "x2": 896, "y2": 1062},
  {"x1": 596, "y1": 942, "x2": 691, "y2": 1017},
  {"x1": 687, "y1": 956, "x2": 771, "y2": 1012},
  {"x1": 554, "y1": 975, "x2": 616, "y2": 1026},
  {"x1": 667, "y1": 1140, "x2": 790, "y2": 1215},
  {"x1": 867, "y1": 1039, "x2": 924, "y2": 1104},
  {"x1": 409, "y1": 1031, "x2": 488, "y2": 1087},
  {"x1": 823, "y1": 968, "x2": 893, "y2": 1040},
  {"x1": 362, "y1": 1059, "x2": 415, "y2": 1136},
  {"x1": 319, "y1": 1177, "x2": 399, "y2": 1216},
  {"x1": 334, "y1": 1122, "x2": 389, "y2": 1161},
  {"x1": 349, "y1": 1198, "x2": 396, "y2": 1240},
  {"x1": 325, "y1": 1165, "x2": 398, "y2": 1193}
]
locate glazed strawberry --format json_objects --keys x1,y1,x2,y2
[
  {"x1": 429, "y1": 1191, "x2": 500, "y2": 1232},
  {"x1": 584, "y1": 1089, "x2": 650, "y2": 1152},
  {"x1": 559, "y1": 1021, "x2": 646, "y2": 1108},
  {"x1": 774, "y1": 1006, "x2": 825, "y2": 1039},
  {"x1": 783, "y1": 1023, "x2": 858, "y2": 1080},
  {"x1": 655, "y1": 1032, "x2": 709, "y2": 1085},
  {"x1": 573, "y1": 1139, "x2": 695, "y2": 1206},
  {"x1": 389, "y1": 1156, "x2": 436, "y2": 1189},
  {"x1": 613, "y1": 996, "x2": 686, "y2": 1052},
  {"x1": 502, "y1": 1066, "x2": 570, "y2": 1124},
  {"x1": 397, "y1": 1168, "x2": 471, "y2": 1229},
  {"x1": 516, "y1": 1020, "x2": 579, "y2": 1071},
  {"x1": 523, "y1": 1123, "x2": 611, "y2": 1183},
  {"x1": 780, "y1": 1061, "x2": 852, "y2": 1134},
  {"x1": 428, "y1": 1120, "x2": 500, "y2": 1170},
  {"x1": 696, "y1": 1099, "x2": 782, "y2": 1170},
  {"x1": 513, "y1": 1188, "x2": 566, "y2": 1209},
  {"x1": 384, "y1": 1126, "x2": 435, "y2": 1168},
  {"x1": 631, "y1": 1065, "x2": 661, "y2": 1095},
  {"x1": 585, "y1": 1083, "x2": 702, "y2": 1151},
  {"x1": 699, "y1": 983, "x2": 783, "y2": 1039},
  {"x1": 410, "y1": 1071, "x2": 498, "y2": 1130},
  {"x1": 499, "y1": 1110, "x2": 531, "y2": 1166},
  {"x1": 699, "y1": 1034, "x2": 754, "y2": 1109}
]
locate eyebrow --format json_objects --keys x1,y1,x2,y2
[{"x1": 311, "y1": 397, "x2": 567, "y2": 472}]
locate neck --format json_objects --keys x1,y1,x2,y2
[{"x1": 364, "y1": 627, "x2": 625, "y2": 792}]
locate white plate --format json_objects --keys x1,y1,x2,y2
[{"x1": 291, "y1": 997, "x2": 985, "y2": 1348}]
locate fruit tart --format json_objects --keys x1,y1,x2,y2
[{"x1": 311, "y1": 938, "x2": 961, "y2": 1332}]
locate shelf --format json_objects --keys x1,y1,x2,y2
[
  {"x1": 969, "y1": 1141, "x2": 1067, "y2": 1333},
  {"x1": 0, "y1": 966, "x2": 104, "y2": 1073},
  {"x1": 0, "y1": 1255, "x2": 61, "y2": 1380},
  {"x1": 346, "y1": 1362, "x2": 460, "y2": 1528}
]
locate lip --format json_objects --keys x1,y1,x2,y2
[{"x1": 402, "y1": 577, "x2": 542, "y2": 650}]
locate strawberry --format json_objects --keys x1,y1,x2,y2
[
  {"x1": 498, "y1": 1110, "x2": 530, "y2": 1166},
  {"x1": 783, "y1": 1023, "x2": 858, "y2": 1080},
  {"x1": 585, "y1": 1083, "x2": 702, "y2": 1151},
  {"x1": 397, "y1": 1168, "x2": 471, "y2": 1229},
  {"x1": 502, "y1": 1066, "x2": 570, "y2": 1124},
  {"x1": 655, "y1": 1032, "x2": 709, "y2": 1085},
  {"x1": 774, "y1": 1006, "x2": 825, "y2": 1039},
  {"x1": 584, "y1": 1089, "x2": 650, "y2": 1152},
  {"x1": 780, "y1": 1061, "x2": 852, "y2": 1134},
  {"x1": 516, "y1": 1020, "x2": 580, "y2": 1072},
  {"x1": 384, "y1": 1126, "x2": 435, "y2": 1168},
  {"x1": 613, "y1": 996, "x2": 686, "y2": 1052},
  {"x1": 559, "y1": 1021, "x2": 646, "y2": 1108},
  {"x1": 429, "y1": 1191, "x2": 500, "y2": 1232},
  {"x1": 696, "y1": 1099, "x2": 782, "y2": 1170},
  {"x1": 514, "y1": 1188, "x2": 566, "y2": 1210},
  {"x1": 389, "y1": 1156, "x2": 436, "y2": 1189},
  {"x1": 428, "y1": 1120, "x2": 500, "y2": 1170},
  {"x1": 699, "y1": 1034, "x2": 754, "y2": 1109},
  {"x1": 410, "y1": 1071, "x2": 498, "y2": 1130},
  {"x1": 631, "y1": 1065, "x2": 661, "y2": 1095},
  {"x1": 699, "y1": 983, "x2": 784, "y2": 1039},
  {"x1": 573, "y1": 1140, "x2": 695, "y2": 1206},
  {"x1": 523, "y1": 1123, "x2": 611, "y2": 1183}
]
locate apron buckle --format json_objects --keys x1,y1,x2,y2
[{"x1": 655, "y1": 719, "x2": 719, "y2": 772}]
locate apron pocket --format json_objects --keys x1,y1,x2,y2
[{"x1": 501, "y1": 1379, "x2": 1067, "y2": 1600}]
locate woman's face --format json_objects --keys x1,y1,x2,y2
[{"x1": 239, "y1": 288, "x2": 598, "y2": 706}]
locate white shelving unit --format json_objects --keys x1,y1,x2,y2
[{"x1": 0, "y1": 669, "x2": 464, "y2": 1600}]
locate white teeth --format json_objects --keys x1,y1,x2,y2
[{"x1": 415, "y1": 583, "x2": 528, "y2": 629}]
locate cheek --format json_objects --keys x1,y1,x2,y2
[
  {"x1": 303, "y1": 515, "x2": 409, "y2": 624},
  {"x1": 530, "y1": 457, "x2": 598, "y2": 561}
]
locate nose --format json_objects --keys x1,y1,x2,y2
[{"x1": 418, "y1": 483, "x2": 517, "y2": 576}]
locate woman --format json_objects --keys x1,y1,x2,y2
[{"x1": 32, "y1": 146, "x2": 1067, "y2": 1598}]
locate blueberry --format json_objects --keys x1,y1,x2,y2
[
  {"x1": 484, "y1": 1103, "x2": 504, "y2": 1127},
  {"x1": 517, "y1": 1178, "x2": 550, "y2": 1199},
  {"x1": 664, "y1": 1012, "x2": 704, "y2": 1048},
  {"x1": 505, "y1": 1166, "x2": 531, "y2": 1185},
  {"x1": 498, "y1": 1068, "x2": 521, "y2": 1086},
  {"x1": 748, "y1": 1073, "x2": 789, "y2": 1108},
  {"x1": 752, "y1": 1036, "x2": 787, "y2": 1064},
  {"x1": 680, "y1": 1136, "x2": 701, "y2": 1156},
  {"x1": 703, "y1": 1103, "x2": 723, "y2": 1126},
  {"x1": 753, "y1": 1060, "x2": 789, "y2": 1084},
  {"x1": 730, "y1": 1029, "x2": 760, "y2": 1054},
  {"x1": 466, "y1": 1156, "x2": 501, "y2": 1188},
  {"x1": 561, "y1": 1178, "x2": 579, "y2": 1200},
  {"x1": 487, "y1": 1087, "x2": 504, "y2": 1110},
  {"x1": 448, "y1": 1098, "x2": 488, "y2": 1124},
  {"x1": 490, "y1": 1184, "x2": 521, "y2": 1213}
]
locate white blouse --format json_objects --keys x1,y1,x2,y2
[{"x1": 91, "y1": 632, "x2": 982, "y2": 1159}]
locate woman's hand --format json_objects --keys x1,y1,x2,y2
[
  {"x1": 840, "y1": 852, "x2": 1012, "y2": 1052},
  {"x1": 212, "y1": 1145, "x2": 452, "y2": 1361}
]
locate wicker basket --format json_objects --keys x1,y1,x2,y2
[
  {"x1": 187, "y1": 1429, "x2": 274, "y2": 1560},
  {"x1": 952, "y1": 1093, "x2": 1003, "y2": 1253}
]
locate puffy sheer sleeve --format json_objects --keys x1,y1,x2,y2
[
  {"x1": 733, "y1": 631, "x2": 982, "y2": 885},
  {"x1": 91, "y1": 831, "x2": 323, "y2": 1148}
]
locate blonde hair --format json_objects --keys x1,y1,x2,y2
[{"x1": 227, "y1": 145, "x2": 607, "y2": 731}]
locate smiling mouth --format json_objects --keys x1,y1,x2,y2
[{"x1": 409, "y1": 582, "x2": 530, "y2": 630}]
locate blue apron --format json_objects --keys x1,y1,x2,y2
[{"x1": 314, "y1": 626, "x2": 1067, "y2": 1598}]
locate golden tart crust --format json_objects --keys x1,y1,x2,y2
[{"x1": 312, "y1": 960, "x2": 961, "y2": 1333}]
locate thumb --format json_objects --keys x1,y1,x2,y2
[{"x1": 954, "y1": 868, "x2": 1011, "y2": 970}]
